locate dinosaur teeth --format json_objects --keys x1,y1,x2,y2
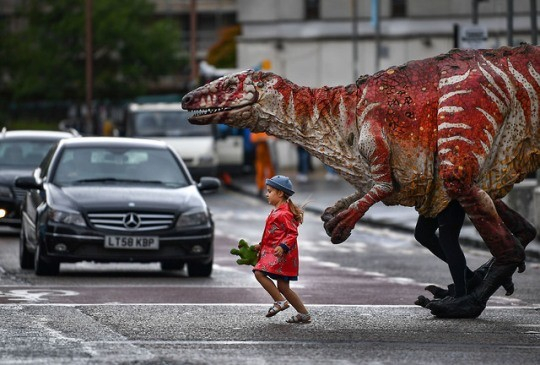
[{"x1": 193, "y1": 107, "x2": 232, "y2": 117}]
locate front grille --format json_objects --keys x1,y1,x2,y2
[
  {"x1": 12, "y1": 187, "x2": 28, "y2": 201},
  {"x1": 87, "y1": 212, "x2": 175, "y2": 232}
]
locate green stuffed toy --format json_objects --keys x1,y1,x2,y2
[{"x1": 230, "y1": 239, "x2": 259, "y2": 266}]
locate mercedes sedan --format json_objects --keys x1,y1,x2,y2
[{"x1": 16, "y1": 137, "x2": 220, "y2": 276}]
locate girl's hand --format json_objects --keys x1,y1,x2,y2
[
  {"x1": 253, "y1": 244, "x2": 261, "y2": 251},
  {"x1": 274, "y1": 246, "x2": 284, "y2": 257}
]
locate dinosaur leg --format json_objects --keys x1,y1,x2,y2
[
  {"x1": 470, "y1": 199, "x2": 536, "y2": 295},
  {"x1": 427, "y1": 186, "x2": 525, "y2": 318},
  {"x1": 427, "y1": 199, "x2": 534, "y2": 300},
  {"x1": 494, "y1": 199, "x2": 537, "y2": 249}
]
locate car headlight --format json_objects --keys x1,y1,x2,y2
[
  {"x1": 0, "y1": 186, "x2": 13, "y2": 199},
  {"x1": 176, "y1": 210, "x2": 209, "y2": 227},
  {"x1": 48, "y1": 208, "x2": 86, "y2": 227}
]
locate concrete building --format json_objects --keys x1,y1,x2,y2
[{"x1": 236, "y1": 0, "x2": 539, "y2": 87}]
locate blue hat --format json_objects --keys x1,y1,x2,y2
[{"x1": 266, "y1": 175, "x2": 295, "y2": 196}]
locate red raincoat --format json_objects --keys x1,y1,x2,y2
[{"x1": 254, "y1": 203, "x2": 299, "y2": 278}]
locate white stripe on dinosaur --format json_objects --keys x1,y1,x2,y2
[
  {"x1": 440, "y1": 160, "x2": 454, "y2": 166},
  {"x1": 287, "y1": 93, "x2": 295, "y2": 120},
  {"x1": 372, "y1": 172, "x2": 389, "y2": 180},
  {"x1": 438, "y1": 89, "x2": 471, "y2": 104},
  {"x1": 359, "y1": 85, "x2": 369, "y2": 104},
  {"x1": 312, "y1": 103, "x2": 320, "y2": 122},
  {"x1": 478, "y1": 63, "x2": 510, "y2": 105},
  {"x1": 439, "y1": 69, "x2": 471, "y2": 88},
  {"x1": 438, "y1": 135, "x2": 474, "y2": 145},
  {"x1": 339, "y1": 96, "x2": 348, "y2": 126},
  {"x1": 481, "y1": 140, "x2": 490, "y2": 155},
  {"x1": 439, "y1": 148, "x2": 452, "y2": 155},
  {"x1": 438, "y1": 122, "x2": 471, "y2": 130},
  {"x1": 509, "y1": 61, "x2": 538, "y2": 132},
  {"x1": 476, "y1": 107, "x2": 499, "y2": 134},
  {"x1": 529, "y1": 62, "x2": 540, "y2": 88},
  {"x1": 480, "y1": 84, "x2": 507, "y2": 116},
  {"x1": 437, "y1": 106, "x2": 464, "y2": 114},
  {"x1": 483, "y1": 129, "x2": 493, "y2": 147},
  {"x1": 358, "y1": 102, "x2": 380, "y2": 126},
  {"x1": 473, "y1": 152, "x2": 485, "y2": 167},
  {"x1": 483, "y1": 57, "x2": 516, "y2": 100}
]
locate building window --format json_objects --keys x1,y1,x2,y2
[
  {"x1": 391, "y1": 0, "x2": 406, "y2": 18},
  {"x1": 305, "y1": 0, "x2": 320, "y2": 20}
]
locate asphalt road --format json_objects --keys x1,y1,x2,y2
[{"x1": 0, "y1": 188, "x2": 539, "y2": 364}]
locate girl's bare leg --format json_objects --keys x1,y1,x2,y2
[
  {"x1": 277, "y1": 280, "x2": 308, "y2": 314},
  {"x1": 254, "y1": 271, "x2": 285, "y2": 302}
]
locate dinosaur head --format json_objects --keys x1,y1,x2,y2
[{"x1": 182, "y1": 69, "x2": 279, "y2": 132}]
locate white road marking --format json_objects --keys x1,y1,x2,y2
[{"x1": 0, "y1": 302, "x2": 537, "y2": 309}]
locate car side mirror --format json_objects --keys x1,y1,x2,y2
[
  {"x1": 197, "y1": 177, "x2": 221, "y2": 193},
  {"x1": 15, "y1": 176, "x2": 41, "y2": 190}
]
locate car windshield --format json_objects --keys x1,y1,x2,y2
[
  {"x1": 0, "y1": 139, "x2": 58, "y2": 168},
  {"x1": 52, "y1": 146, "x2": 189, "y2": 188},
  {"x1": 132, "y1": 111, "x2": 213, "y2": 137}
]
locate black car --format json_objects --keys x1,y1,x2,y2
[
  {"x1": 0, "y1": 129, "x2": 78, "y2": 227},
  {"x1": 16, "y1": 137, "x2": 220, "y2": 276}
]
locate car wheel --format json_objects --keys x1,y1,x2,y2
[
  {"x1": 187, "y1": 260, "x2": 213, "y2": 277},
  {"x1": 160, "y1": 261, "x2": 185, "y2": 271},
  {"x1": 19, "y1": 224, "x2": 34, "y2": 270},
  {"x1": 34, "y1": 243, "x2": 60, "y2": 276}
]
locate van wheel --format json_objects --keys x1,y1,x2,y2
[
  {"x1": 34, "y1": 244, "x2": 59, "y2": 276},
  {"x1": 160, "y1": 261, "x2": 185, "y2": 271},
  {"x1": 187, "y1": 260, "x2": 213, "y2": 277},
  {"x1": 19, "y1": 226, "x2": 34, "y2": 270}
]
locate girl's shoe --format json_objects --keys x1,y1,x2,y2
[
  {"x1": 266, "y1": 301, "x2": 289, "y2": 317},
  {"x1": 286, "y1": 313, "x2": 311, "y2": 324}
]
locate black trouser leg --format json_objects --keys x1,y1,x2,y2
[
  {"x1": 437, "y1": 200, "x2": 468, "y2": 297},
  {"x1": 415, "y1": 201, "x2": 471, "y2": 297}
]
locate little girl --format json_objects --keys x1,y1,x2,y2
[{"x1": 253, "y1": 175, "x2": 311, "y2": 324}]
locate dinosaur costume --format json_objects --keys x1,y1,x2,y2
[{"x1": 182, "y1": 44, "x2": 540, "y2": 318}]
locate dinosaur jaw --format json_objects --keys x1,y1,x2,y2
[{"x1": 187, "y1": 104, "x2": 254, "y2": 127}]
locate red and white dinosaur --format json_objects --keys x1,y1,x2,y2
[{"x1": 182, "y1": 44, "x2": 540, "y2": 318}]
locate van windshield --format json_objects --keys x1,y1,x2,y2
[{"x1": 132, "y1": 111, "x2": 213, "y2": 137}]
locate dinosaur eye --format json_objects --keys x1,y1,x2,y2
[
  {"x1": 257, "y1": 82, "x2": 264, "y2": 88},
  {"x1": 226, "y1": 84, "x2": 237, "y2": 93}
]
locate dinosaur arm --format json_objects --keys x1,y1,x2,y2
[
  {"x1": 324, "y1": 120, "x2": 393, "y2": 243},
  {"x1": 352, "y1": 120, "x2": 394, "y2": 215},
  {"x1": 321, "y1": 191, "x2": 363, "y2": 223}
]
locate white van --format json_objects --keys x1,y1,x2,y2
[{"x1": 123, "y1": 103, "x2": 243, "y2": 179}]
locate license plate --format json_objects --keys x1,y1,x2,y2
[{"x1": 104, "y1": 236, "x2": 159, "y2": 250}]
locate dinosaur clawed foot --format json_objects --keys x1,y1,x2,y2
[
  {"x1": 426, "y1": 295, "x2": 486, "y2": 319},
  {"x1": 415, "y1": 293, "x2": 485, "y2": 319},
  {"x1": 424, "y1": 284, "x2": 451, "y2": 299},
  {"x1": 416, "y1": 261, "x2": 519, "y2": 318}
]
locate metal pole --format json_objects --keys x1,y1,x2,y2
[
  {"x1": 352, "y1": 0, "x2": 358, "y2": 79},
  {"x1": 189, "y1": 0, "x2": 198, "y2": 87},
  {"x1": 374, "y1": 0, "x2": 381, "y2": 72},
  {"x1": 85, "y1": 0, "x2": 93, "y2": 135},
  {"x1": 532, "y1": 0, "x2": 538, "y2": 45},
  {"x1": 507, "y1": 0, "x2": 514, "y2": 46},
  {"x1": 472, "y1": 0, "x2": 479, "y2": 25}
]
